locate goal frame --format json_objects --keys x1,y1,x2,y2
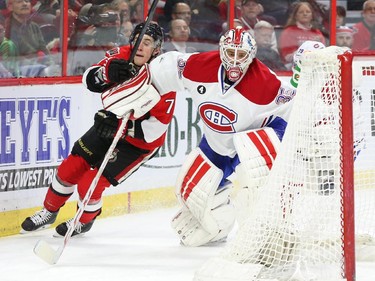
[{"x1": 340, "y1": 52, "x2": 355, "y2": 281}]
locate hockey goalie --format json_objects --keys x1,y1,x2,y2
[{"x1": 167, "y1": 27, "x2": 297, "y2": 247}]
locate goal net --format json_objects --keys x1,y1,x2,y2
[{"x1": 194, "y1": 46, "x2": 375, "y2": 281}]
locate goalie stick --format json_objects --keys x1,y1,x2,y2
[{"x1": 33, "y1": 112, "x2": 131, "y2": 265}]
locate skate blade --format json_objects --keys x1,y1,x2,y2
[
  {"x1": 52, "y1": 231, "x2": 85, "y2": 238},
  {"x1": 19, "y1": 224, "x2": 52, "y2": 234}
]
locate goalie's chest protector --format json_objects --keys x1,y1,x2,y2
[{"x1": 182, "y1": 52, "x2": 290, "y2": 157}]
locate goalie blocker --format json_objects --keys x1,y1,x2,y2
[{"x1": 233, "y1": 127, "x2": 281, "y2": 223}]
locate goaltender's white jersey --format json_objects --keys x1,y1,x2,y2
[{"x1": 149, "y1": 51, "x2": 297, "y2": 157}]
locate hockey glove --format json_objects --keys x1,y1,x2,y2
[
  {"x1": 93, "y1": 110, "x2": 121, "y2": 139},
  {"x1": 106, "y1": 59, "x2": 137, "y2": 83}
]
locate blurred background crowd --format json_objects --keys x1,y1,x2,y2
[{"x1": 0, "y1": 0, "x2": 374, "y2": 78}]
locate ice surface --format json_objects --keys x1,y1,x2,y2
[{"x1": 0, "y1": 208, "x2": 373, "y2": 281}]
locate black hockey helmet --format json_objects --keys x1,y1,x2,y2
[{"x1": 129, "y1": 22, "x2": 164, "y2": 49}]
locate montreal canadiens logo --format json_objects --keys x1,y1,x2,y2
[{"x1": 199, "y1": 102, "x2": 238, "y2": 133}]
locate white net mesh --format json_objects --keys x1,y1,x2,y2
[{"x1": 194, "y1": 47, "x2": 375, "y2": 281}]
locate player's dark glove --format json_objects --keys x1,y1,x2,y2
[
  {"x1": 107, "y1": 59, "x2": 137, "y2": 83},
  {"x1": 93, "y1": 110, "x2": 120, "y2": 139}
]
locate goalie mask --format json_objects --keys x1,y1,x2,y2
[
  {"x1": 219, "y1": 27, "x2": 257, "y2": 82},
  {"x1": 129, "y1": 22, "x2": 164, "y2": 58}
]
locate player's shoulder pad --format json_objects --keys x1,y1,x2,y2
[
  {"x1": 182, "y1": 51, "x2": 221, "y2": 82},
  {"x1": 236, "y1": 59, "x2": 281, "y2": 105},
  {"x1": 105, "y1": 45, "x2": 131, "y2": 59}
]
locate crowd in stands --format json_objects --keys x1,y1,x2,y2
[{"x1": 0, "y1": 0, "x2": 374, "y2": 78}]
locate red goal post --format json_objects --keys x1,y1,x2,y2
[{"x1": 193, "y1": 47, "x2": 375, "y2": 281}]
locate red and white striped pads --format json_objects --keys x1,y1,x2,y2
[
  {"x1": 175, "y1": 148, "x2": 223, "y2": 224},
  {"x1": 177, "y1": 148, "x2": 222, "y2": 202},
  {"x1": 233, "y1": 127, "x2": 281, "y2": 169}
]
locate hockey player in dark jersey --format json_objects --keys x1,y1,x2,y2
[{"x1": 20, "y1": 22, "x2": 176, "y2": 237}]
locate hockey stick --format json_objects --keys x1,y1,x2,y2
[{"x1": 33, "y1": 112, "x2": 131, "y2": 265}]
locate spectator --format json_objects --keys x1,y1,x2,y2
[
  {"x1": 239, "y1": 0, "x2": 277, "y2": 30},
  {"x1": 190, "y1": 0, "x2": 223, "y2": 43},
  {"x1": 111, "y1": 0, "x2": 131, "y2": 24},
  {"x1": 163, "y1": 0, "x2": 199, "y2": 23},
  {"x1": 43, "y1": 7, "x2": 79, "y2": 56},
  {"x1": 5, "y1": 0, "x2": 52, "y2": 76},
  {"x1": 163, "y1": 18, "x2": 196, "y2": 53},
  {"x1": 170, "y1": 2, "x2": 200, "y2": 41},
  {"x1": 336, "y1": 5, "x2": 347, "y2": 27},
  {"x1": 220, "y1": 18, "x2": 243, "y2": 36},
  {"x1": 130, "y1": 0, "x2": 143, "y2": 24},
  {"x1": 218, "y1": 0, "x2": 242, "y2": 21},
  {"x1": 336, "y1": 26, "x2": 354, "y2": 48},
  {"x1": 69, "y1": 3, "x2": 123, "y2": 49},
  {"x1": 0, "y1": 17, "x2": 19, "y2": 76},
  {"x1": 119, "y1": 19, "x2": 133, "y2": 44},
  {"x1": 240, "y1": 0, "x2": 278, "y2": 52},
  {"x1": 278, "y1": 1, "x2": 325, "y2": 68},
  {"x1": 352, "y1": 0, "x2": 375, "y2": 51},
  {"x1": 258, "y1": 0, "x2": 297, "y2": 26},
  {"x1": 53, "y1": 7, "x2": 79, "y2": 39},
  {"x1": 31, "y1": 0, "x2": 59, "y2": 25},
  {"x1": 254, "y1": 20, "x2": 286, "y2": 71},
  {"x1": 304, "y1": 0, "x2": 329, "y2": 37},
  {"x1": 348, "y1": 0, "x2": 367, "y2": 10}
]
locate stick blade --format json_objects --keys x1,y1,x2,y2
[{"x1": 33, "y1": 240, "x2": 59, "y2": 265}]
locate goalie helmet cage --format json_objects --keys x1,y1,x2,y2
[{"x1": 194, "y1": 46, "x2": 375, "y2": 281}]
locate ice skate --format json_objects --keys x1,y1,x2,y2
[
  {"x1": 21, "y1": 208, "x2": 58, "y2": 233},
  {"x1": 54, "y1": 218, "x2": 95, "y2": 238}
]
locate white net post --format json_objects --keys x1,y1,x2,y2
[{"x1": 194, "y1": 47, "x2": 375, "y2": 281}]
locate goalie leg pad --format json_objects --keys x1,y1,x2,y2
[
  {"x1": 171, "y1": 207, "x2": 216, "y2": 247},
  {"x1": 171, "y1": 199, "x2": 235, "y2": 247},
  {"x1": 176, "y1": 148, "x2": 224, "y2": 234}
]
